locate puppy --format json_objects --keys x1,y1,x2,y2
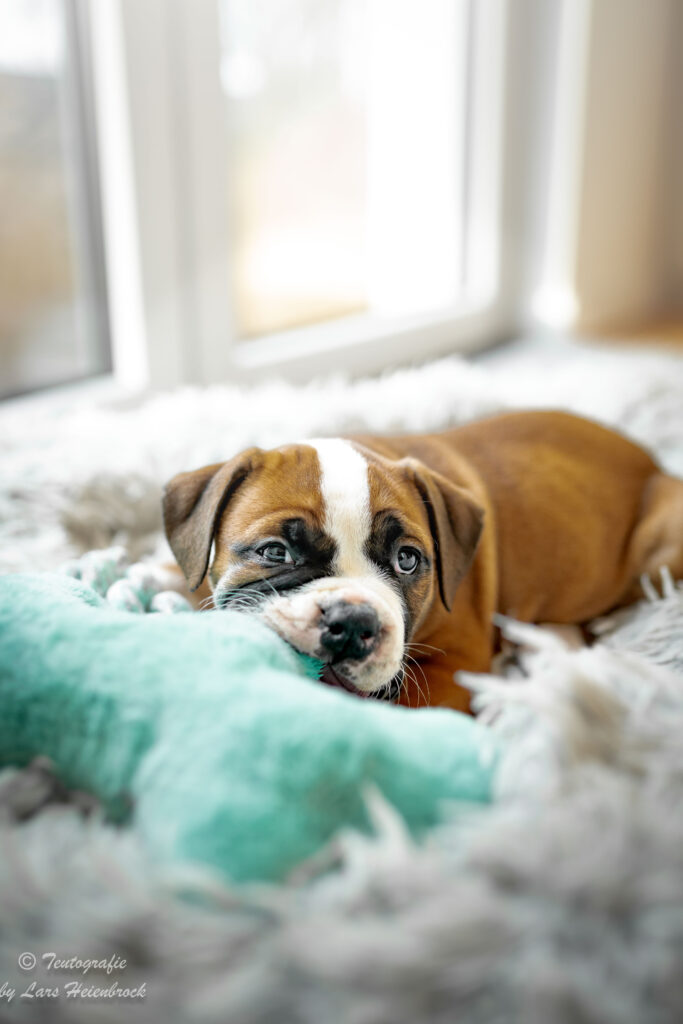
[{"x1": 163, "y1": 411, "x2": 683, "y2": 710}]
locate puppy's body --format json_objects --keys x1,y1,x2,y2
[
  {"x1": 353, "y1": 412, "x2": 682, "y2": 707},
  {"x1": 164, "y1": 411, "x2": 683, "y2": 710}
]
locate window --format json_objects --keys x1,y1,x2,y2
[
  {"x1": 5, "y1": 1, "x2": 675, "y2": 397},
  {"x1": 0, "y1": 0, "x2": 109, "y2": 399},
  {"x1": 88, "y1": 0, "x2": 511, "y2": 389},
  {"x1": 219, "y1": 0, "x2": 494, "y2": 339},
  {"x1": 219, "y1": 0, "x2": 368, "y2": 338}
]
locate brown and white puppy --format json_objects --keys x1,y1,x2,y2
[{"x1": 163, "y1": 411, "x2": 683, "y2": 711}]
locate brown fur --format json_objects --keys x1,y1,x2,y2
[{"x1": 354, "y1": 411, "x2": 682, "y2": 709}]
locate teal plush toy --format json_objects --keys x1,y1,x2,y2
[{"x1": 0, "y1": 567, "x2": 498, "y2": 882}]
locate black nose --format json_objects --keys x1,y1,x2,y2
[{"x1": 320, "y1": 602, "x2": 380, "y2": 663}]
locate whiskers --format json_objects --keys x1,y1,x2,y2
[
  {"x1": 401, "y1": 652, "x2": 432, "y2": 707},
  {"x1": 404, "y1": 640, "x2": 445, "y2": 658},
  {"x1": 375, "y1": 648, "x2": 432, "y2": 708},
  {"x1": 212, "y1": 583, "x2": 274, "y2": 613},
  {"x1": 377, "y1": 670, "x2": 404, "y2": 703}
]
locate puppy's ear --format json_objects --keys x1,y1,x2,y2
[
  {"x1": 407, "y1": 461, "x2": 484, "y2": 611},
  {"x1": 162, "y1": 448, "x2": 262, "y2": 591}
]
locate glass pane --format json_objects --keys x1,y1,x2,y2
[
  {"x1": 218, "y1": 0, "x2": 468, "y2": 340},
  {"x1": 219, "y1": 0, "x2": 369, "y2": 338},
  {"x1": 0, "y1": 0, "x2": 109, "y2": 398}
]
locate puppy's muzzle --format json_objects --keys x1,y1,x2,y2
[{"x1": 319, "y1": 601, "x2": 380, "y2": 664}]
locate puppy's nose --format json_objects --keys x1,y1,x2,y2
[{"x1": 320, "y1": 602, "x2": 380, "y2": 662}]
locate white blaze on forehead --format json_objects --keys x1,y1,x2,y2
[
  {"x1": 308, "y1": 438, "x2": 372, "y2": 576},
  {"x1": 261, "y1": 437, "x2": 406, "y2": 693}
]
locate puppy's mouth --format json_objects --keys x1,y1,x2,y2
[
  {"x1": 319, "y1": 664, "x2": 404, "y2": 702},
  {"x1": 319, "y1": 664, "x2": 372, "y2": 699}
]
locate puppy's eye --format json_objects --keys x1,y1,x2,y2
[
  {"x1": 394, "y1": 546, "x2": 420, "y2": 574},
  {"x1": 256, "y1": 542, "x2": 293, "y2": 564}
]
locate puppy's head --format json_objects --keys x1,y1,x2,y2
[{"x1": 163, "y1": 439, "x2": 483, "y2": 699}]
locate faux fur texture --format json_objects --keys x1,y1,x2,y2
[{"x1": 1, "y1": 336, "x2": 683, "y2": 1023}]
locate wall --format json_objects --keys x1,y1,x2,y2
[{"x1": 573, "y1": 0, "x2": 679, "y2": 331}]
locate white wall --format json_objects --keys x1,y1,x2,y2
[
  {"x1": 573, "y1": 0, "x2": 679, "y2": 331},
  {"x1": 531, "y1": 0, "x2": 683, "y2": 334}
]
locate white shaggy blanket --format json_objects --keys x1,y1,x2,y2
[{"x1": 1, "y1": 335, "x2": 683, "y2": 1023}]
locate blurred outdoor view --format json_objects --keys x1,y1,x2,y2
[
  {"x1": 219, "y1": 0, "x2": 467, "y2": 338},
  {"x1": 0, "y1": 0, "x2": 108, "y2": 398},
  {"x1": 219, "y1": 0, "x2": 369, "y2": 337}
]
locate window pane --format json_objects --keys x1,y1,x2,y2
[
  {"x1": 219, "y1": 0, "x2": 368, "y2": 338},
  {"x1": 0, "y1": 0, "x2": 109, "y2": 398},
  {"x1": 219, "y1": 0, "x2": 469, "y2": 340}
]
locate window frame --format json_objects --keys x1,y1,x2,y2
[
  {"x1": 64, "y1": 0, "x2": 112, "y2": 379},
  {"x1": 0, "y1": 0, "x2": 111, "y2": 399}
]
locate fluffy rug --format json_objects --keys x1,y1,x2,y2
[{"x1": 1, "y1": 335, "x2": 683, "y2": 1023}]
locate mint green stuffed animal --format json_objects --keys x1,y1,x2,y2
[{"x1": 0, "y1": 566, "x2": 497, "y2": 882}]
